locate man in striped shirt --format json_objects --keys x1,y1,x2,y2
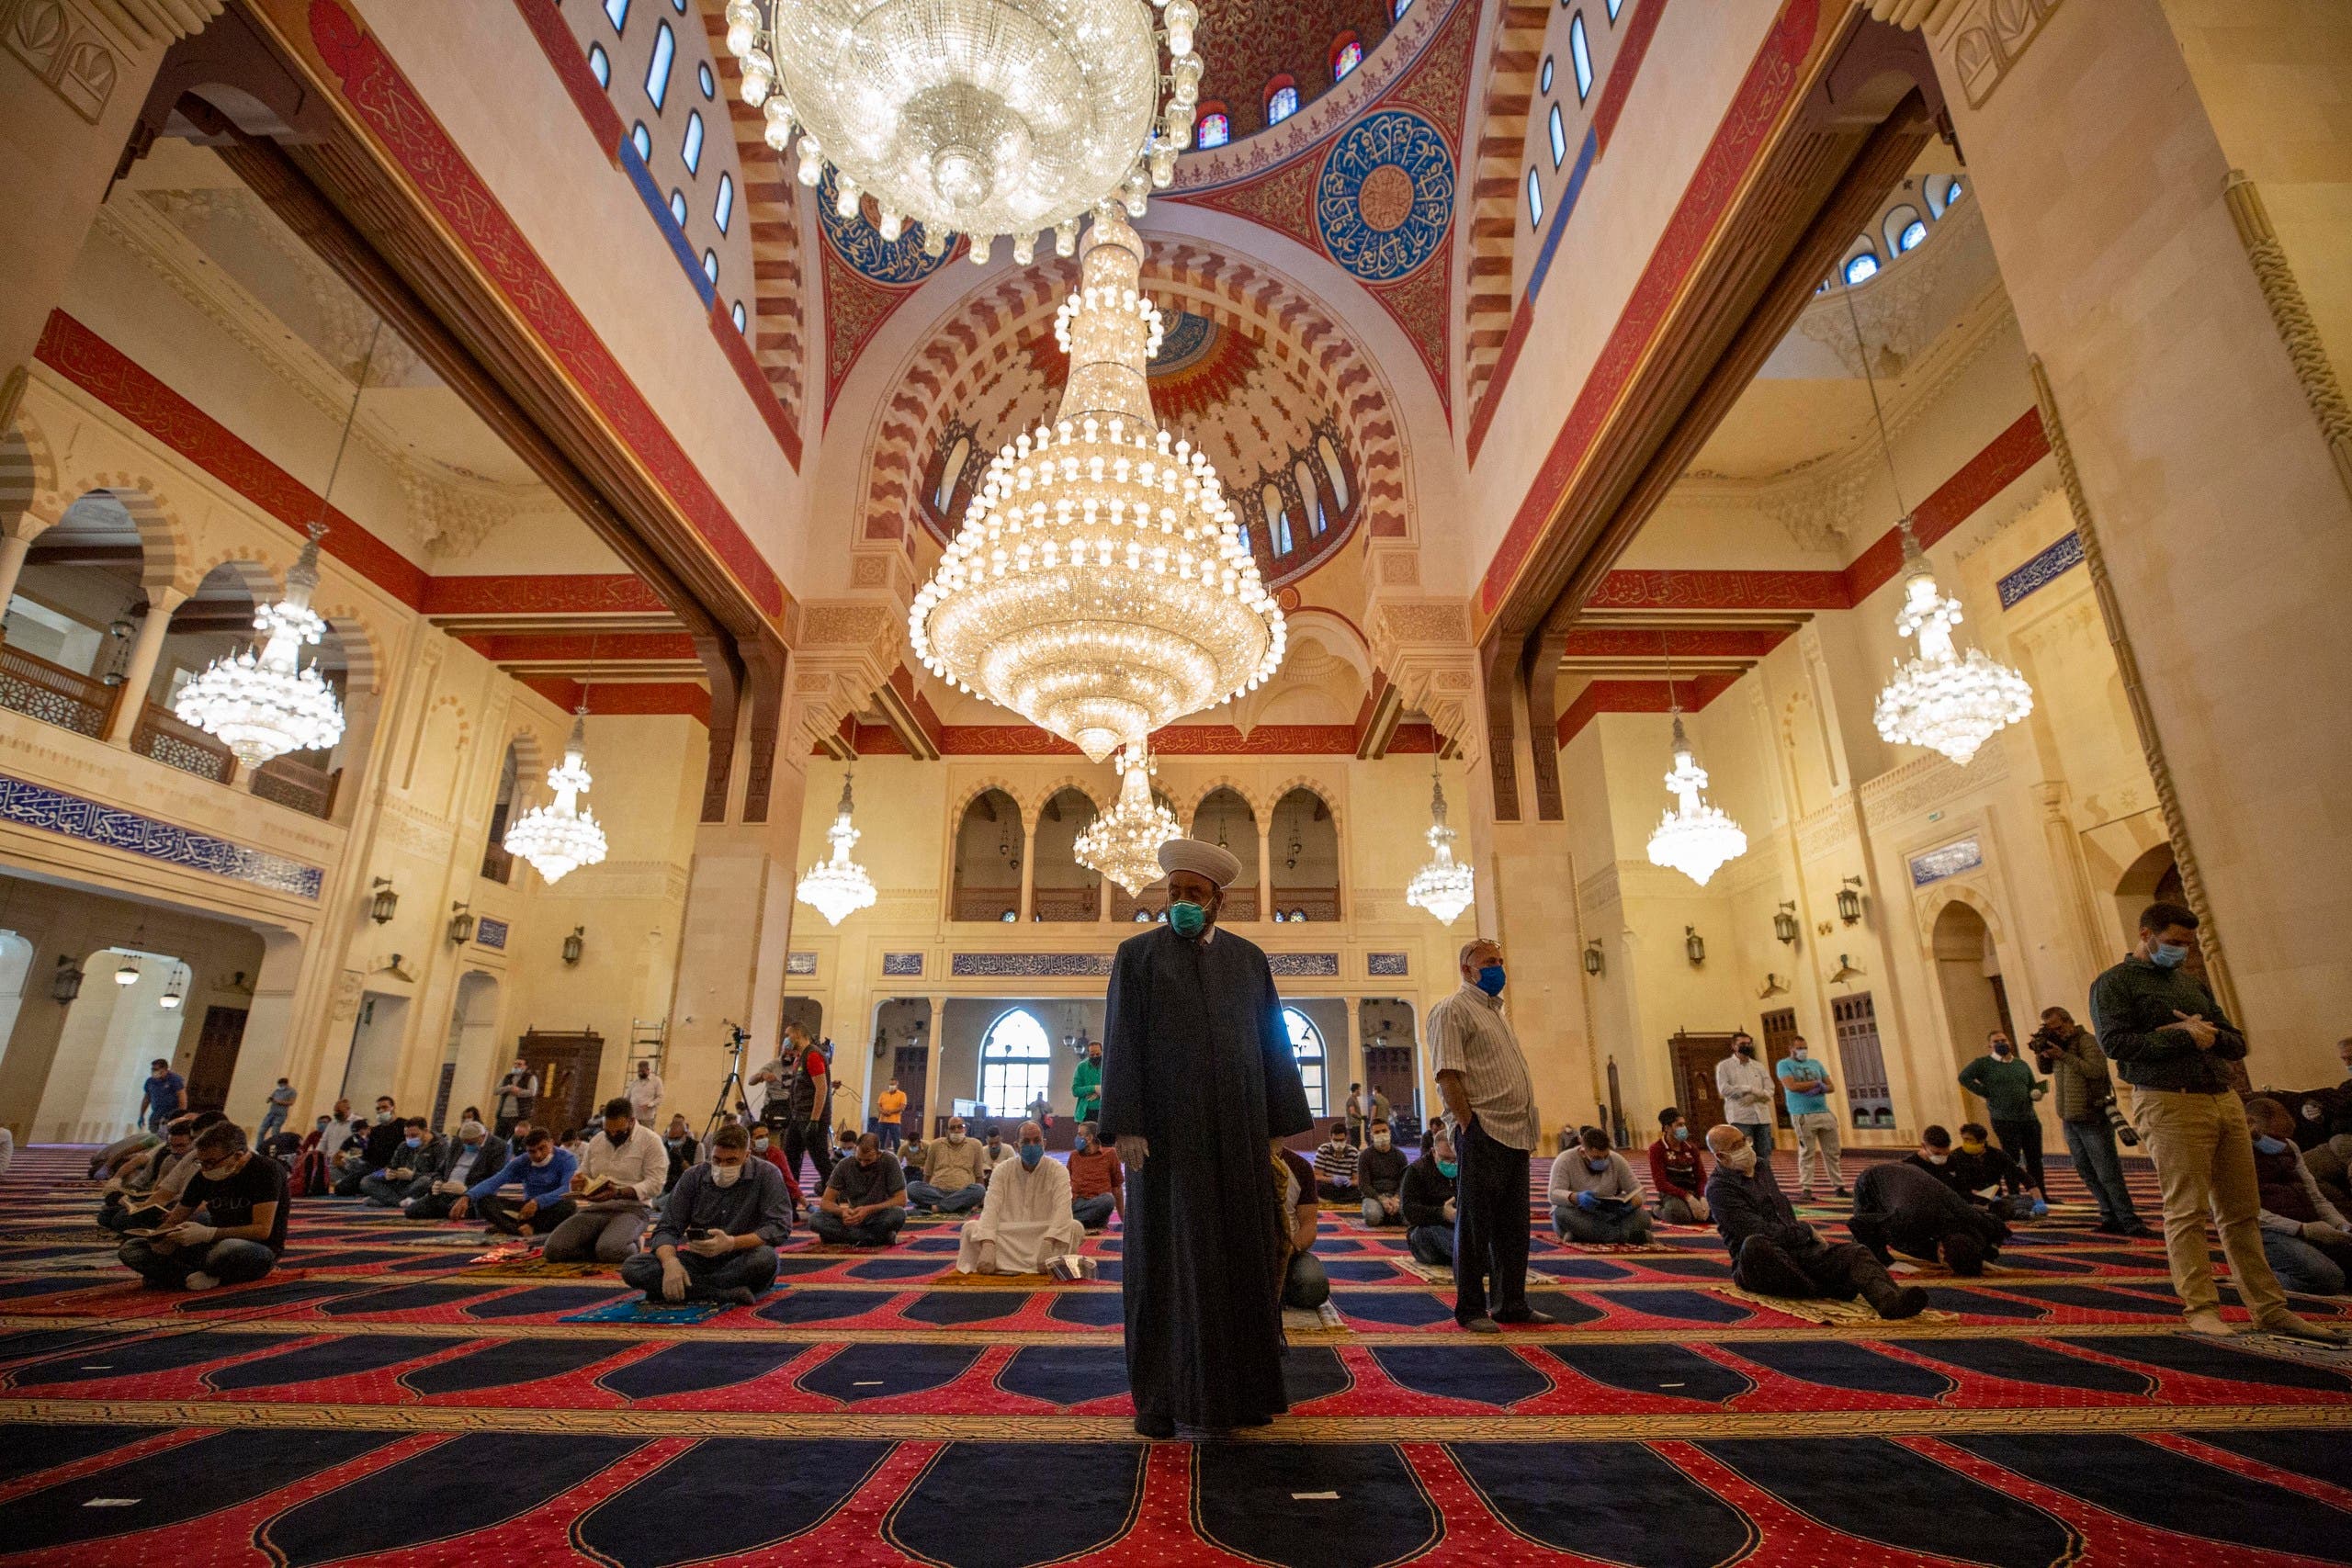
[
  {"x1": 1312, "y1": 1121, "x2": 1361, "y2": 1203},
  {"x1": 1429, "y1": 936, "x2": 1555, "y2": 1333}
]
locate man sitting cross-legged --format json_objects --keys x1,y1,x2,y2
[
  {"x1": 1356, "y1": 1118, "x2": 1409, "y2": 1228},
  {"x1": 1400, "y1": 1124, "x2": 1459, "y2": 1267},
  {"x1": 542, "y1": 1098, "x2": 670, "y2": 1265},
  {"x1": 810, "y1": 1132, "x2": 908, "y2": 1247},
  {"x1": 621, "y1": 1122, "x2": 792, "y2": 1305},
  {"x1": 118, "y1": 1121, "x2": 287, "y2": 1292},
  {"x1": 359, "y1": 1118, "x2": 444, "y2": 1207},
  {"x1": 1550, "y1": 1126, "x2": 1655, "y2": 1244},
  {"x1": 1067, "y1": 1120, "x2": 1124, "y2": 1231},
  {"x1": 1703, "y1": 1123, "x2": 1928, "y2": 1319},
  {"x1": 401, "y1": 1121, "x2": 508, "y2": 1221},
  {"x1": 450, "y1": 1125, "x2": 578, "y2": 1241},
  {"x1": 1848, "y1": 1157, "x2": 2010, "y2": 1277},
  {"x1": 958, "y1": 1121, "x2": 1086, "y2": 1275},
  {"x1": 906, "y1": 1116, "x2": 989, "y2": 1213},
  {"x1": 333, "y1": 1097, "x2": 405, "y2": 1196},
  {"x1": 1312, "y1": 1120, "x2": 1361, "y2": 1206},
  {"x1": 99, "y1": 1112, "x2": 212, "y2": 1234}
]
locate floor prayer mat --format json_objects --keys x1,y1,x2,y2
[
  {"x1": 1283, "y1": 1301, "x2": 1349, "y2": 1337},
  {"x1": 560, "y1": 1298, "x2": 729, "y2": 1326},
  {"x1": 459, "y1": 1256, "x2": 614, "y2": 1279},
  {"x1": 1711, "y1": 1280, "x2": 1962, "y2": 1325},
  {"x1": 1402, "y1": 1259, "x2": 1454, "y2": 1284},
  {"x1": 928, "y1": 1269, "x2": 1056, "y2": 1287}
]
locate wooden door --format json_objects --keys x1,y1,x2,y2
[
  {"x1": 1832, "y1": 993, "x2": 1894, "y2": 1130},
  {"x1": 520, "y1": 1030, "x2": 605, "y2": 1134},
  {"x1": 1667, "y1": 1032, "x2": 1739, "y2": 1132},
  {"x1": 1759, "y1": 1007, "x2": 1800, "y2": 1129},
  {"x1": 186, "y1": 1006, "x2": 247, "y2": 1113},
  {"x1": 891, "y1": 1043, "x2": 928, "y2": 1134}
]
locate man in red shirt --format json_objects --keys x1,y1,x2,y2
[
  {"x1": 1067, "y1": 1120, "x2": 1123, "y2": 1230},
  {"x1": 1648, "y1": 1107, "x2": 1710, "y2": 1224}
]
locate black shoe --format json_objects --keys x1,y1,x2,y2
[
  {"x1": 1134, "y1": 1413, "x2": 1175, "y2": 1438},
  {"x1": 1833, "y1": 1186, "x2": 1850, "y2": 1198},
  {"x1": 2122, "y1": 1222, "x2": 2158, "y2": 1239},
  {"x1": 1491, "y1": 1307, "x2": 1557, "y2": 1326},
  {"x1": 2095, "y1": 1220, "x2": 2126, "y2": 1235},
  {"x1": 1872, "y1": 1285, "x2": 1930, "y2": 1321},
  {"x1": 1459, "y1": 1314, "x2": 1501, "y2": 1334}
]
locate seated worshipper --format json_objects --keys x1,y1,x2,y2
[
  {"x1": 622, "y1": 1123, "x2": 792, "y2": 1304},
  {"x1": 100, "y1": 1116, "x2": 203, "y2": 1234},
  {"x1": 359, "y1": 1118, "x2": 444, "y2": 1207},
  {"x1": 2303, "y1": 1106, "x2": 2352, "y2": 1214},
  {"x1": 1649, "y1": 1108, "x2": 1711, "y2": 1225},
  {"x1": 118, "y1": 1121, "x2": 287, "y2": 1292},
  {"x1": 958, "y1": 1122, "x2": 1087, "y2": 1274},
  {"x1": 1906, "y1": 1125, "x2": 2037, "y2": 1216},
  {"x1": 810, "y1": 1133, "x2": 908, "y2": 1247},
  {"x1": 402, "y1": 1121, "x2": 508, "y2": 1220},
  {"x1": 1400, "y1": 1124, "x2": 1460, "y2": 1266},
  {"x1": 1549, "y1": 1127, "x2": 1655, "y2": 1244},
  {"x1": 1068, "y1": 1121, "x2": 1124, "y2": 1230},
  {"x1": 1356, "y1": 1118, "x2": 1410, "y2": 1227},
  {"x1": 980, "y1": 1125, "x2": 1013, "y2": 1176},
  {"x1": 2248, "y1": 1096, "x2": 2352, "y2": 1296},
  {"x1": 661, "y1": 1115, "x2": 697, "y2": 1194},
  {"x1": 1848, "y1": 1158, "x2": 2009, "y2": 1276},
  {"x1": 1313, "y1": 1120, "x2": 1362, "y2": 1205},
  {"x1": 88, "y1": 1127, "x2": 158, "y2": 1181},
  {"x1": 451, "y1": 1125, "x2": 579, "y2": 1239},
  {"x1": 333, "y1": 1097, "x2": 404, "y2": 1196},
  {"x1": 1275, "y1": 1143, "x2": 1329, "y2": 1309},
  {"x1": 748, "y1": 1124, "x2": 805, "y2": 1217},
  {"x1": 542, "y1": 1098, "x2": 670, "y2": 1264},
  {"x1": 1703, "y1": 1123, "x2": 1927, "y2": 1319},
  {"x1": 907, "y1": 1116, "x2": 990, "y2": 1213},
  {"x1": 900, "y1": 1133, "x2": 928, "y2": 1175}
]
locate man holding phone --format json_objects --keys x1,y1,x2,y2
[
  {"x1": 623, "y1": 1122, "x2": 792, "y2": 1304},
  {"x1": 117, "y1": 1121, "x2": 285, "y2": 1291}
]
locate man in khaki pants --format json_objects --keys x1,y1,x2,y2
[{"x1": 2090, "y1": 901, "x2": 2341, "y2": 1342}]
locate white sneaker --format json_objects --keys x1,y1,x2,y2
[{"x1": 185, "y1": 1271, "x2": 220, "y2": 1292}]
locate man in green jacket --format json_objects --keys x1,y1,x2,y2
[
  {"x1": 1072, "y1": 1040, "x2": 1103, "y2": 1125},
  {"x1": 1958, "y1": 1032, "x2": 2049, "y2": 1200},
  {"x1": 2091, "y1": 901, "x2": 2340, "y2": 1343}
]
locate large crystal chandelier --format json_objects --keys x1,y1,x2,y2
[
  {"x1": 173, "y1": 524, "x2": 345, "y2": 769},
  {"x1": 1646, "y1": 711, "x2": 1747, "y2": 887},
  {"x1": 1074, "y1": 745, "x2": 1182, "y2": 896},
  {"x1": 721, "y1": 0, "x2": 1204, "y2": 265},
  {"x1": 797, "y1": 770, "x2": 879, "y2": 925},
  {"x1": 910, "y1": 207, "x2": 1283, "y2": 761},
  {"x1": 503, "y1": 710, "x2": 608, "y2": 885},
  {"x1": 1872, "y1": 523, "x2": 2033, "y2": 766},
  {"x1": 1404, "y1": 762, "x2": 1475, "y2": 925}
]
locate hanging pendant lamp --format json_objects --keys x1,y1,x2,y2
[
  {"x1": 1404, "y1": 758, "x2": 1475, "y2": 925},
  {"x1": 1644, "y1": 640, "x2": 1747, "y2": 887},
  {"x1": 503, "y1": 706, "x2": 609, "y2": 885}
]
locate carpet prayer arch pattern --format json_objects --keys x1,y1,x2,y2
[{"x1": 0, "y1": 1144, "x2": 2346, "y2": 1564}]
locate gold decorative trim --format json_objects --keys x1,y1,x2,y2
[{"x1": 2223, "y1": 170, "x2": 2352, "y2": 502}]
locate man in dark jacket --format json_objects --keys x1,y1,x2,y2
[
  {"x1": 334, "y1": 1098, "x2": 407, "y2": 1196},
  {"x1": 1355, "y1": 1117, "x2": 1410, "y2": 1226},
  {"x1": 401, "y1": 1121, "x2": 509, "y2": 1220},
  {"x1": 1702, "y1": 1124, "x2": 1925, "y2": 1318},
  {"x1": 2030, "y1": 1007, "x2": 2152, "y2": 1235},
  {"x1": 1398, "y1": 1124, "x2": 1458, "y2": 1265},
  {"x1": 1849, "y1": 1159, "x2": 2008, "y2": 1275}
]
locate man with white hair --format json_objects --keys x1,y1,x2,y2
[
  {"x1": 1102, "y1": 837, "x2": 1313, "y2": 1438},
  {"x1": 1702, "y1": 1122, "x2": 1927, "y2": 1319},
  {"x1": 957, "y1": 1121, "x2": 1086, "y2": 1274}
]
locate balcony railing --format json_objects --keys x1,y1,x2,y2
[
  {"x1": 954, "y1": 885, "x2": 1023, "y2": 922},
  {"x1": 253, "y1": 753, "x2": 340, "y2": 820},
  {"x1": 130, "y1": 702, "x2": 236, "y2": 784},
  {"x1": 1267, "y1": 887, "x2": 1342, "y2": 922},
  {"x1": 1031, "y1": 886, "x2": 1102, "y2": 922},
  {"x1": 0, "y1": 644, "x2": 112, "y2": 739}
]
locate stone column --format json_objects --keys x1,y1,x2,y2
[
  {"x1": 1256, "y1": 820, "x2": 1273, "y2": 921},
  {"x1": 104, "y1": 584, "x2": 187, "y2": 743},
  {"x1": 1018, "y1": 817, "x2": 1036, "y2": 922},
  {"x1": 0, "y1": 512, "x2": 52, "y2": 616},
  {"x1": 223, "y1": 928, "x2": 306, "y2": 1125},
  {"x1": 922, "y1": 994, "x2": 949, "y2": 1139}
]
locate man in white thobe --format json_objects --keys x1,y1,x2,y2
[{"x1": 956, "y1": 1121, "x2": 1085, "y2": 1275}]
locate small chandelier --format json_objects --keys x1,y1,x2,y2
[
  {"x1": 1404, "y1": 761, "x2": 1474, "y2": 926},
  {"x1": 1074, "y1": 745, "x2": 1182, "y2": 896},
  {"x1": 173, "y1": 524, "x2": 345, "y2": 769},
  {"x1": 910, "y1": 207, "x2": 1283, "y2": 762},
  {"x1": 1872, "y1": 523, "x2": 2032, "y2": 765},
  {"x1": 114, "y1": 953, "x2": 141, "y2": 987},
  {"x1": 721, "y1": 0, "x2": 1203, "y2": 265},
  {"x1": 503, "y1": 709, "x2": 608, "y2": 885},
  {"x1": 1645, "y1": 710, "x2": 1747, "y2": 887},
  {"x1": 797, "y1": 770, "x2": 878, "y2": 926},
  {"x1": 160, "y1": 968, "x2": 186, "y2": 1010}
]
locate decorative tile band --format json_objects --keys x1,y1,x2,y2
[
  {"x1": 1997, "y1": 530, "x2": 2083, "y2": 609},
  {"x1": 1910, "y1": 836, "x2": 1984, "y2": 888},
  {"x1": 1367, "y1": 953, "x2": 1410, "y2": 977},
  {"x1": 0, "y1": 773, "x2": 323, "y2": 899},
  {"x1": 882, "y1": 952, "x2": 924, "y2": 976},
  {"x1": 1269, "y1": 953, "x2": 1341, "y2": 978},
  {"x1": 952, "y1": 953, "x2": 1114, "y2": 979},
  {"x1": 475, "y1": 917, "x2": 509, "y2": 951},
  {"x1": 786, "y1": 951, "x2": 819, "y2": 976}
]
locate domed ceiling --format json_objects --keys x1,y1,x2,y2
[{"x1": 1193, "y1": 0, "x2": 1397, "y2": 141}]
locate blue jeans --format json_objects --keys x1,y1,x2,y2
[
  {"x1": 143, "y1": 1100, "x2": 177, "y2": 1134},
  {"x1": 811, "y1": 1208, "x2": 905, "y2": 1247},
  {"x1": 119, "y1": 1235, "x2": 276, "y2": 1289},
  {"x1": 2262, "y1": 1231, "x2": 2351, "y2": 1296},
  {"x1": 256, "y1": 1106, "x2": 288, "y2": 1144},
  {"x1": 906, "y1": 1180, "x2": 984, "y2": 1213},
  {"x1": 1408, "y1": 1224, "x2": 1454, "y2": 1266},
  {"x1": 1072, "y1": 1192, "x2": 1116, "y2": 1230},
  {"x1": 359, "y1": 1171, "x2": 431, "y2": 1208},
  {"x1": 2059, "y1": 1117, "x2": 2140, "y2": 1225},
  {"x1": 1553, "y1": 1203, "x2": 1654, "y2": 1244},
  {"x1": 620, "y1": 1246, "x2": 780, "y2": 1301}
]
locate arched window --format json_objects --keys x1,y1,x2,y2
[
  {"x1": 1266, "y1": 76, "x2": 1299, "y2": 125},
  {"x1": 953, "y1": 788, "x2": 1023, "y2": 920},
  {"x1": 702, "y1": 248, "x2": 719, "y2": 283},
  {"x1": 483, "y1": 742, "x2": 521, "y2": 883},
  {"x1": 1332, "y1": 33, "x2": 1362, "y2": 81},
  {"x1": 667, "y1": 189, "x2": 687, "y2": 226},
  {"x1": 698, "y1": 61, "x2": 714, "y2": 99},
  {"x1": 715, "y1": 172, "x2": 735, "y2": 233},
  {"x1": 1540, "y1": 55, "x2": 1555, "y2": 94},
  {"x1": 604, "y1": 0, "x2": 628, "y2": 32},
  {"x1": 1032, "y1": 786, "x2": 1102, "y2": 921},
  {"x1": 1196, "y1": 105, "x2": 1230, "y2": 149},
  {"x1": 731, "y1": 300, "x2": 747, "y2": 333},
  {"x1": 1608, "y1": 0, "x2": 1623, "y2": 17},
  {"x1": 1263, "y1": 482, "x2": 1292, "y2": 555},
  {"x1": 1238, "y1": 520, "x2": 1252, "y2": 554},
  {"x1": 1885, "y1": 203, "x2": 1927, "y2": 254},
  {"x1": 1317, "y1": 434, "x2": 1350, "y2": 510},
  {"x1": 1548, "y1": 103, "x2": 1567, "y2": 169},
  {"x1": 1570, "y1": 12, "x2": 1594, "y2": 100},
  {"x1": 1295, "y1": 460, "x2": 1325, "y2": 536},
  {"x1": 1285, "y1": 1008, "x2": 1329, "y2": 1116},
  {"x1": 630, "y1": 121, "x2": 652, "y2": 162},
  {"x1": 1843, "y1": 249, "x2": 1880, "y2": 285},
  {"x1": 683, "y1": 109, "x2": 705, "y2": 174},
  {"x1": 934, "y1": 435, "x2": 972, "y2": 511},
  {"x1": 979, "y1": 1010, "x2": 1053, "y2": 1117},
  {"x1": 1271, "y1": 786, "x2": 1340, "y2": 919},
  {"x1": 1393, "y1": 0, "x2": 1413, "y2": 17},
  {"x1": 587, "y1": 42, "x2": 611, "y2": 87},
  {"x1": 1526, "y1": 168, "x2": 1544, "y2": 228},
  {"x1": 646, "y1": 20, "x2": 675, "y2": 109}
]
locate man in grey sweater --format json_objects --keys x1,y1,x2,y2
[{"x1": 620, "y1": 1123, "x2": 792, "y2": 1304}]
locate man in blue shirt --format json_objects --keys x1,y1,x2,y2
[
  {"x1": 141, "y1": 1059, "x2": 186, "y2": 1133},
  {"x1": 449, "y1": 1125, "x2": 578, "y2": 1241},
  {"x1": 1774, "y1": 1038, "x2": 1846, "y2": 1200}
]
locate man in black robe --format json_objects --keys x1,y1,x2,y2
[{"x1": 1102, "y1": 837, "x2": 1313, "y2": 1438}]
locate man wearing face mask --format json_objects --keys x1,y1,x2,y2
[
  {"x1": 958, "y1": 1121, "x2": 1085, "y2": 1274},
  {"x1": 908, "y1": 1118, "x2": 990, "y2": 1213},
  {"x1": 1648, "y1": 1109, "x2": 1710, "y2": 1225},
  {"x1": 2030, "y1": 1006, "x2": 2151, "y2": 1235},
  {"x1": 1702, "y1": 1123, "x2": 1927, "y2": 1318},
  {"x1": 1072, "y1": 1041, "x2": 1104, "y2": 1125},
  {"x1": 2093, "y1": 902, "x2": 2342, "y2": 1341},
  {"x1": 1959, "y1": 1030, "x2": 2051, "y2": 1201},
  {"x1": 2244, "y1": 1096, "x2": 2352, "y2": 1296},
  {"x1": 456, "y1": 1126, "x2": 577, "y2": 1237},
  {"x1": 1356, "y1": 1118, "x2": 1409, "y2": 1227},
  {"x1": 403, "y1": 1120, "x2": 506, "y2": 1220},
  {"x1": 1549, "y1": 1127, "x2": 1654, "y2": 1244},
  {"x1": 359, "y1": 1118, "x2": 444, "y2": 1207},
  {"x1": 624, "y1": 1122, "x2": 790, "y2": 1304},
  {"x1": 1429, "y1": 937, "x2": 1555, "y2": 1334},
  {"x1": 333, "y1": 1097, "x2": 405, "y2": 1196},
  {"x1": 542, "y1": 1098, "x2": 670, "y2": 1264},
  {"x1": 1101, "y1": 837, "x2": 1313, "y2": 1438},
  {"x1": 1400, "y1": 1125, "x2": 1460, "y2": 1266},
  {"x1": 1715, "y1": 1033, "x2": 1776, "y2": 1165},
  {"x1": 1067, "y1": 1121, "x2": 1125, "y2": 1230},
  {"x1": 1775, "y1": 1037, "x2": 1847, "y2": 1200}
]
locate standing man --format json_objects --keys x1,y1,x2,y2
[
  {"x1": 753, "y1": 1021, "x2": 834, "y2": 1192},
  {"x1": 1429, "y1": 937, "x2": 1555, "y2": 1335},
  {"x1": 2030, "y1": 1006, "x2": 2152, "y2": 1236},
  {"x1": 1715, "y1": 1032, "x2": 1775, "y2": 1163},
  {"x1": 140, "y1": 1058, "x2": 187, "y2": 1133},
  {"x1": 492, "y1": 1058, "x2": 537, "y2": 1139},
  {"x1": 627, "y1": 1060, "x2": 663, "y2": 1126},
  {"x1": 875, "y1": 1078, "x2": 909, "y2": 1150},
  {"x1": 1774, "y1": 1037, "x2": 1846, "y2": 1200},
  {"x1": 2091, "y1": 901, "x2": 2340, "y2": 1342},
  {"x1": 1071, "y1": 1040, "x2": 1103, "y2": 1126},
  {"x1": 255, "y1": 1079, "x2": 296, "y2": 1145},
  {"x1": 1958, "y1": 1030, "x2": 2051, "y2": 1200},
  {"x1": 1102, "y1": 838, "x2": 1312, "y2": 1438}
]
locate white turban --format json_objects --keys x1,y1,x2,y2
[{"x1": 1158, "y1": 838, "x2": 1243, "y2": 887}]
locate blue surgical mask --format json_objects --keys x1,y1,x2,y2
[
  {"x1": 1019, "y1": 1144, "x2": 1045, "y2": 1168},
  {"x1": 1475, "y1": 964, "x2": 1506, "y2": 997},
  {"x1": 1671, "y1": 1126, "x2": 1689, "y2": 1142},
  {"x1": 1169, "y1": 900, "x2": 1208, "y2": 940},
  {"x1": 1586, "y1": 1157, "x2": 1611, "y2": 1173},
  {"x1": 2151, "y1": 941, "x2": 2190, "y2": 969},
  {"x1": 1435, "y1": 1159, "x2": 1457, "y2": 1179},
  {"x1": 2253, "y1": 1135, "x2": 2290, "y2": 1156},
  {"x1": 403, "y1": 1135, "x2": 422, "y2": 1149}
]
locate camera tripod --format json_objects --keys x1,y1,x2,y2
[{"x1": 700, "y1": 1022, "x2": 754, "y2": 1152}]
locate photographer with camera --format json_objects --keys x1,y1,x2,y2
[
  {"x1": 2030, "y1": 1006, "x2": 2154, "y2": 1237},
  {"x1": 750, "y1": 1020, "x2": 833, "y2": 1191}
]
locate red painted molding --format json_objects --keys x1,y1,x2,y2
[
  {"x1": 1557, "y1": 671, "x2": 1739, "y2": 748},
  {"x1": 420, "y1": 574, "x2": 668, "y2": 616},
  {"x1": 520, "y1": 675, "x2": 711, "y2": 723},
  {"x1": 455, "y1": 631, "x2": 699, "y2": 662},
  {"x1": 1583, "y1": 568, "x2": 1850, "y2": 613},
  {"x1": 1474, "y1": 0, "x2": 1819, "y2": 579},
  {"x1": 821, "y1": 722, "x2": 1415, "y2": 758},
  {"x1": 307, "y1": 0, "x2": 786, "y2": 615}
]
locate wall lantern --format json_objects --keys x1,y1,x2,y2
[
  {"x1": 1837, "y1": 877, "x2": 1866, "y2": 925},
  {"x1": 1773, "y1": 901, "x2": 1799, "y2": 944},
  {"x1": 447, "y1": 902, "x2": 476, "y2": 945},
  {"x1": 368, "y1": 876, "x2": 400, "y2": 925},
  {"x1": 159, "y1": 970, "x2": 186, "y2": 1010},
  {"x1": 562, "y1": 926, "x2": 585, "y2": 965},
  {"x1": 1582, "y1": 940, "x2": 1604, "y2": 976},
  {"x1": 1684, "y1": 926, "x2": 1706, "y2": 965},
  {"x1": 51, "y1": 956, "x2": 85, "y2": 1003},
  {"x1": 114, "y1": 953, "x2": 141, "y2": 987}
]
